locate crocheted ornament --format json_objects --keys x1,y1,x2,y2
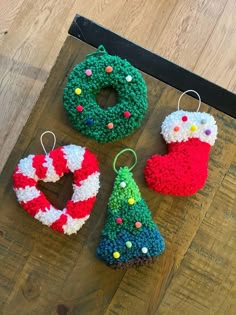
[
  {"x1": 63, "y1": 45, "x2": 148, "y2": 143},
  {"x1": 97, "y1": 149, "x2": 165, "y2": 269},
  {"x1": 144, "y1": 90, "x2": 218, "y2": 196},
  {"x1": 12, "y1": 131, "x2": 100, "y2": 235}
]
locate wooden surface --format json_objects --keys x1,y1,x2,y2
[
  {"x1": 0, "y1": 0, "x2": 236, "y2": 174},
  {"x1": 0, "y1": 37, "x2": 235, "y2": 314}
]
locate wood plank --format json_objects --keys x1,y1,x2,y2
[
  {"x1": 1, "y1": 0, "x2": 235, "y2": 176},
  {"x1": 0, "y1": 37, "x2": 235, "y2": 314},
  {"x1": 194, "y1": 0, "x2": 236, "y2": 92},
  {"x1": 152, "y1": 0, "x2": 227, "y2": 70},
  {"x1": 0, "y1": 0, "x2": 176, "y2": 173},
  {"x1": 0, "y1": 0, "x2": 77, "y2": 172},
  {"x1": 104, "y1": 95, "x2": 236, "y2": 315},
  {"x1": 79, "y1": 0, "x2": 178, "y2": 51},
  {"x1": 0, "y1": 0, "x2": 25, "y2": 45},
  {"x1": 157, "y1": 153, "x2": 236, "y2": 314}
]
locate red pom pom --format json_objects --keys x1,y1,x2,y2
[
  {"x1": 124, "y1": 111, "x2": 131, "y2": 118},
  {"x1": 116, "y1": 217, "x2": 123, "y2": 224},
  {"x1": 76, "y1": 105, "x2": 83, "y2": 112}
]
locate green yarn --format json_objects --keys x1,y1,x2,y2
[
  {"x1": 104, "y1": 167, "x2": 156, "y2": 240},
  {"x1": 97, "y1": 161, "x2": 165, "y2": 268},
  {"x1": 113, "y1": 148, "x2": 137, "y2": 173},
  {"x1": 102, "y1": 200, "x2": 157, "y2": 240},
  {"x1": 63, "y1": 46, "x2": 148, "y2": 143},
  {"x1": 108, "y1": 167, "x2": 141, "y2": 210}
]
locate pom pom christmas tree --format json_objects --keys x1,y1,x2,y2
[{"x1": 97, "y1": 149, "x2": 165, "y2": 269}]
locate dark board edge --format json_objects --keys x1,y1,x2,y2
[{"x1": 68, "y1": 14, "x2": 236, "y2": 118}]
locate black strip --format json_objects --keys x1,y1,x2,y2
[{"x1": 69, "y1": 15, "x2": 236, "y2": 118}]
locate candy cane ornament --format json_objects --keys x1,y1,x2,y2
[{"x1": 12, "y1": 132, "x2": 100, "y2": 235}]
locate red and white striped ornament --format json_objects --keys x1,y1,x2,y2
[{"x1": 12, "y1": 132, "x2": 100, "y2": 235}]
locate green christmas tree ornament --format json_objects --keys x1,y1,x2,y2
[{"x1": 97, "y1": 149, "x2": 165, "y2": 269}]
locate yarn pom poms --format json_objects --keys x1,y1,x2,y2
[
  {"x1": 12, "y1": 132, "x2": 100, "y2": 235},
  {"x1": 144, "y1": 90, "x2": 218, "y2": 196},
  {"x1": 97, "y1": 149, "x2": 165, "y2": 269}
]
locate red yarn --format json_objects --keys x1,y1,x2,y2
[
  {"x1": 74, "y1": 148, "x2": 99, "y2": 185},
  {"x1": 33, "y1": 155, "x2": 47, "y2": 179},
  {"x1": 21, "y1": 194, "x2": 51, "y2": 216},
  {"x1": 13, "y1": 172, "x2": 36, "y2": 189},
  {"x1": 13, "y1": 145, "x2": 100, "y2": 234},
  {"x1": 144, "y1": 138, "x2": 211, "y2": 196},
  {"x1": 50, "y1": 214, "x2": 68, "y2": 232},
  {"x1": 66, "y1": 197, "x2": 96, "y2": 219},
  {"x1": 50, "y1": 147, "x2": 69, "y2": 176}
]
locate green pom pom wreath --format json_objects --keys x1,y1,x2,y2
[
  {"x1": 63, "y1": 45, "x2": 148, "y2": 143},
  {"x1": 97, "y1": 159, "x2": 165, "y2": 269}
]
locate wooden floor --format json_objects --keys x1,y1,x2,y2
[
  {"x1": 0, "y1": 1, "x2": 235, "y2": 314},
  {"x1": 0, "y1": 0, "x2": 236, "y2": 172}
]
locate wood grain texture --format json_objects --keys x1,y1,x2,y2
[
  {"x1": 0, "y1": 0, "x2": 236, "y2": 174},
  {"x1": 0, "y1": 0, "x2": 75, "y2": 172},
  {"x1": 0, "y1": 0, "x2": 25, "y2": 44},
  {"x1": 194, "y1": 0, "x2": 236, "y2": 92},
  {"x1": 158, "y1": 152, "x2": 236, "y2": 314},
  {"x1": 0, "y1": 37, "x2": 235, "y2": 314},
  {"x1": 151, "y1": 0, "x2": 227, "y2": 70}
]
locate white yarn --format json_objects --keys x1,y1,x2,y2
[
  {"x1": 35, "y1": 206, "x2": 62, "y2": 226},
  {"x1": 62, "y1": 215, "x2": 90, "y2": 235},
  {"x1": 40, "y1": 131, "x2": 56, "y2": 154},
  {"x1": 177, "y1": 90, "x2": 201, "y2": 112},
  {"x1": 161, "y1": 110, "x2": 217, "y2": 146},
  {"x1": 62, "y1": 145, "x2": 86, "y2": 172},
  {"x1": 43, "y1": 155, "x2": 60, "y2": 182},
  {"x1": 15, "y1": 186, "x2": 40, "y2": 203},
  {"x1": 14, "y1": 144, "x2": 100, "y2": 235},
  {"x1": 72, "y1": 172, "x2": 100, "y2": 202},
  {"x1": 17, "y1": 155, "x2": 38, "y2": 180}
]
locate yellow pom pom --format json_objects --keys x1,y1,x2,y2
[
  {"x1": 128, "y1": 198, "x2": 135, "y2": 205},
  {"x1": 190, "y1": 124, "x2": 198, "y2": 132},
  {"x1": 113, "y1": 251, "x2": 120, "y2": 259},
  {"x1": 75, "y1": 88, "x2": 82, "y2": 95}
]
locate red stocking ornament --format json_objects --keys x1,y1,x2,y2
[{"x1": 144, "y1": 90, "x2": 218, "y2": 196}]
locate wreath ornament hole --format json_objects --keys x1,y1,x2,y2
[
  {"x1": 37, "y1": 173, "x2": 74, "y2": 210},
  {"x1": 96, "y1": 86, "x2": 118, "y2": 109}
]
